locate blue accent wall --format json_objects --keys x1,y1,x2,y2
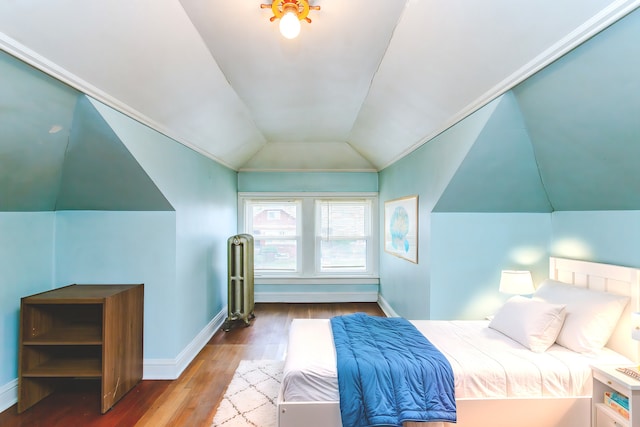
[
  {"x1": 378, "y1": 101, "x2": 497, "y2": 319},
  {"x1": 551, "y1": 211, "x2": 640, "y2": 268},
  {"x1": 55, "y1": 211, "x2": 177, "y2": 357},
  {"x1": 0, "y1": 97, "x2": 237, "y2": 393},
  {"x1": 431, "y1": 213, "x2": 549, "y2": 320},
  {"x1": 379, "y1": 89, "x2": 640, "y2": 320},
  {"x1": 238, "y1": 171, "x2": 378, "y2": 192},
  {"x1": 377, "y1": 8, "x2": 640, "y2": 321},
  {"x1": 57, "y1": 96, "x2": 173, "y2": 211},
  {"x1": 91, "y1": 100, "x2": 238, "y2": 359},
  {"x1": 0, "y1": 213, "x2": 54, "y2": 386},
  {"x1": 0, "y1": 53, "x2": 77, "y2": 211},
  {"x1": 433, "y1": 92, "x2": 551, "y2": 213}
]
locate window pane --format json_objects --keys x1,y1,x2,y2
[
  {"x1": 249, "y1": 201, "x2": 299, "y2": 271},
  {"x1": 318, "y1": 200, "x2": 369, "y2": 272},
  {"x1": 319, "y1": 202, "x2": 367, "y2": 238},
  {"x1": 254, "y1": 239, "x2": 297, "y2": 271},
  {"x1": 320, "y1": 239, "x2": 367, "y2": 271},
  {"x1": 251, "y1": 203, "x2": 297, "y2": 237}
]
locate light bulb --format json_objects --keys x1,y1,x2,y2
[{"x1": 279, "y1": 11, "x2": 301, "y2": 39}]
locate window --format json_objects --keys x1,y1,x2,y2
[
  {"x1": 245, "y1": 200, "x2": 300, "y2": 272},
  {"x1": 316, "y1": 200, "x2": 370, "y2": 273},
  {"x1": 240, "y1": 193, "x2": 378, "y2": 279}
]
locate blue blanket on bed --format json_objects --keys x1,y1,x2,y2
[{"x1": 330, "y1": 313, "x2": 456, "y2": 427}]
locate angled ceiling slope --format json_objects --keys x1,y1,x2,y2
[
  {"x1": 1, "y1": 1, "x2": 637, "y2": 171},
  {"x1": 513, "y1": 8, "x2": 640, "y2": 211},
  {"x1": 435, "y1": 6, "x2": 640, "y2": 213},
  {"x1": 0, "y1": 49, "x2": 173, "y2": 212},
  {"x1": 57, "y1": 96, "x2": 174, "y2": 211},
  {"x1": 0, "y1": 53, "x2": 77, "y2": 211},
  {"x1": 433, "y1": 92, "x2": 551, "y2": 213}
]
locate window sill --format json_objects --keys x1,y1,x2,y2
[{"x1": 254, "y1": 276, "x2": 380, "y2": 285}]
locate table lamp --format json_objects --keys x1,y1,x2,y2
[{"x1": 499, "y1": 270, "x2": 535, "y2": 295}]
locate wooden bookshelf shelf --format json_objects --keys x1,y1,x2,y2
[
  {"x1": 23, "y1": 325, "x2": 103, "y2": 345},
  {"x1": 18, "y1": 284, "x2": 144, "y2": 414},
  {"x1": 22, "y1": 357, "x2": 102, "y2": 378}
]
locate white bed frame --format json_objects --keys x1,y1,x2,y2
[{"x1": 277, "y1": 257, "x2": 640, "y2": 427}]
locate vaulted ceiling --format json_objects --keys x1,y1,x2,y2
[
  {"x1": 2, "y1": 1, "x2": 640, "y2": 213},
  {"x1": 1, "y1": 0, "x2": 637, "y2": 172}
]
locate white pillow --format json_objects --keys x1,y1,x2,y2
[
  {"x1": 533, "y1": 279, "x2": 629, "y2": 353},
  {"x1": 488, "y1": 295, "x2": 567, "y2": 353}
]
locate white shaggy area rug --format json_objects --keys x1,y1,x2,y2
[{"x1": 212, "y1": 359, "x2": 284, "y2": 427}]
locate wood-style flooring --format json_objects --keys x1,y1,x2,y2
[{"x1": 0, "y1": 302, "x2": 385, "y2": 427}]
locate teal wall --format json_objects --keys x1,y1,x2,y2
[
  {"x1": 431, "y1": 213, "x2": 549, "y2": 320},
  {"x1": 0, "y1": 97, "x2": 237, "y2": 390},
  {"x1": 379, "y1": 114, "x2": 640, "y2": 320},
  {"x1": 238, "y1": 171, "x2": 378, "y2": 192},
  {"x1": 0, "y1": 213, "x2": 54, "y2": 385},
  {"x1": 378, "y1": 101, "x2": 497, "y2": 319},
  {"x1": 54, "y1": 211, "x2": 177, "y2": 357},
  {"x1": 551, "y1": 211, "x2": 640, "y2": 267},
  {"x1": 90, "y1": 100, "x2": 238, "y2": 358},
  {"x1": 378, "y1": 89, "x2": 640, "y2": 320},
  {"x1": 378, "y1": 10, "x2": 640, "y2": 320}
]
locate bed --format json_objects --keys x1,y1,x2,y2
[{"x1": 276, "y1": 257, "x2": 640, "y2": 427}]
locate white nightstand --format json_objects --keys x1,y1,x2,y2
[{"x1": 592, "y1": 365, "x2": 640, "y2": 427}]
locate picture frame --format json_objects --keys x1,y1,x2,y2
[{"x1": 384, "y1": 195, "x2": 418, "y2": 263}]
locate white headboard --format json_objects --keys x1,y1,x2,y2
[{"x1": 549, "y1": 257, "x2": 640, "y2": 363}]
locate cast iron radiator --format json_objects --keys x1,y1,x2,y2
[{"x1": 223, "y1": 234, "x2": 255, "y2": 331}]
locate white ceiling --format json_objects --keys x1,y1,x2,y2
[{"x1": 0, "y1": 0, "x2": 637, "y2": 172}]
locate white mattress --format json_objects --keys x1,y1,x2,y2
[{"x1": 282, "y1": 318, "x2": 632, "y2": 402}]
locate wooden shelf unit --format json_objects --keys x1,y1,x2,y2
[{"x1": 18, "y1": 284, "x2": 144, "y2": 414}]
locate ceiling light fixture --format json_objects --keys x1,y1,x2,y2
[{"x1": 261, "y1": 0, "x2": 320, "y2": 39}]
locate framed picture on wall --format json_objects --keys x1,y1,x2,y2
[{"x1": 384, "y1": 195, "x2": 418, "y2": 263}]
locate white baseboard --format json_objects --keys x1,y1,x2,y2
[
  {"x1": 0, "y1": 379, "x2": 17, "y2": 414},
  {"x1": 143, "y1": 307, "x2": 226, "y2": 380},
  {"x1": 255, "y1": 291, "x2": 378, "y2": 303},
  {"x1": 377, "y1": 294, "x2": 399, "y2": 317}
]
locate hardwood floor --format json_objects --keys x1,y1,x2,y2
[{"x1": 0, "y1": 302, "x2": 385, "y2": 427}]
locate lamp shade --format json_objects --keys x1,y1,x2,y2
[{"x1": 499, "y1": 270, "x2": 535, "y2": 295}]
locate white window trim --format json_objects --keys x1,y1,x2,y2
[{"x1": 238, "y1": 192, "x2": 379, "y2": 282}]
